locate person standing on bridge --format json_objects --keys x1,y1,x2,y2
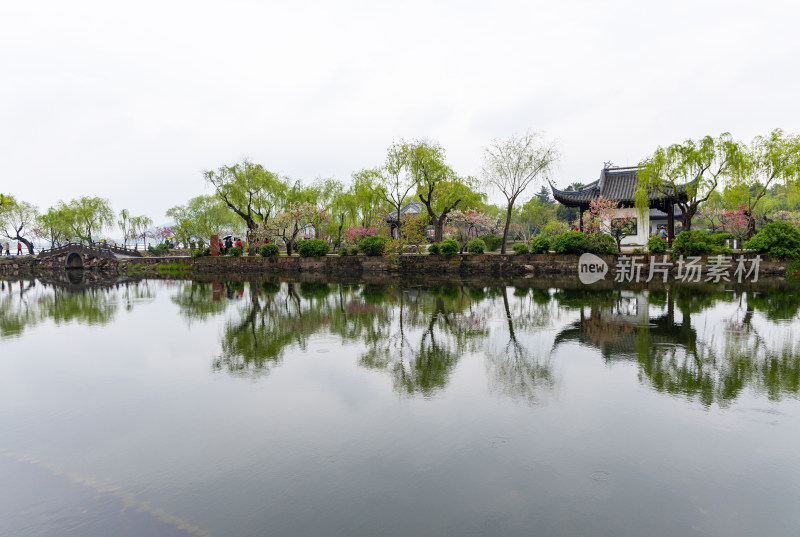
[
  {"x1": 16, "y1": 242, "x2": 22, "y2": 255},
  {"x1": 4, "y1": 242, "x2": 9, "y2": 256}
]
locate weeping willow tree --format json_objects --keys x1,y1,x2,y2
[
  {"x1": 635, "y1": 133, "x2": 743, "y2": 231},
  {"x1": 726, "y1": 129, "x2": 800, "y2": 237},
  {"x1": 0, "y1": 193, "x2": 14, "y2": 212}
]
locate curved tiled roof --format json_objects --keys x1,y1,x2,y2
[{"x1": 551, "y1": 166, "x2": 690, "y2": 208}]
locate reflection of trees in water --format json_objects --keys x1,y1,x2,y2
[
  {"x1": 639, "y1": 334, "x2": 800, "y2": 407},
  {"x1": 212, "y1": 283, "x2": 303, "y2": 377},
  {"x1": 647, "y1": 287, "x2": 800, "y2": 405},
  {"x1": 0, "y1": 280, "x2": 38, "y2": 338},
  {"x1": 209, "y1": 281, "x2": 556, "y2": 402},
  {"x1": 483, "y1": 286, "x2": 557, "y2": 405},
  {"x1": 192, "y1": 278, "x2": 800, "y2": 404},
  {"x1": 209, "y1": 281, "x2": 487, "y2": 391},
  {"x1": 746, "y1": 284, "x2": 800, "y2": 321},
  {"x1": 171, "y1": 281, "x2": 229, "y2": 324},
  {"x1": 552, "y1": 285, "x2": 800, "y2": 406},
  {"x1": 358, "y1": 286, "x2": 490, "y2": 397},
  {"x1": 211, "y1": 282, "x2": 395, "y2": 378},
  {"x1": 120, "y1": 280, "x2": 154, "y2": 312},
  {"x1": 0, "y1": 279, "x2": 143, "y2": 338}
]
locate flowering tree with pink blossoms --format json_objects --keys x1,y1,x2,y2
[
  {"x1": 719, "y1": 206, "x2": 750, "y2": 242},
  {"x1": 343, "y1": 225, "x2": 378, "y2": 245},
  {"x1": 263, "y1": 202, "x2": 327, "y2": 255},
  {"x1": 698, "y1": 206, "x2": 725, "y2": 233},
  {"x1": 445, "y1": 209, "x2": 492, "y2": 253},
  {"x1": 586, "y1": 196, "x2": 636, "y2": 251}
]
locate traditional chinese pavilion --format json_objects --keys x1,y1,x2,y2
[{"x1": 550, "y1": 165, "x2": 689, "y2": 245}]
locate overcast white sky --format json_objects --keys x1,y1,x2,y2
[{"x1": 1, "y1": 0, "x2": 797, "y2": 222}]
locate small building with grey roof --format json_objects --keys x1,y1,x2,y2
[{"x1": 550, "y1": 165, "x2": 689, "y2": 246}]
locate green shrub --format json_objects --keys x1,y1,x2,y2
[
  {"x1": 338, "y1": 247, "x2": 350, "y2": 256},
  {"x1": 296, "y1": 239, "x2": 330, "y2": 258},
  {"x1": 708, "y1": 232, "x2": 733, "y2": 246},
  {"x1": 359, "y1": 235, "x2": 390, "y2": 256},
  {"x1": 148, "y1": 243, "x2": 170, "y2": 256},
  {"x1": 439, "y1": 239, "x2": 459, "y2": 256},
  {"x1": 549, "y1": 231, "x2": 617, "y2": 255},
  {"x1": 589, "y1": 233, "x2": 618, "y2": 254},
  {"x1": 632, "y1": 247, "x2": 644, "y2": 254},
  {"x1": 529, "y1": 236, "x2": 550, "y2": 254},
  {"x1": 648, "y1": 235, "x2": 667, "y2": 254},
  {"x1": 551, "y1": 231, "x2": 591, "y2": 254},
  {"x1": 191, "y1": 247, "x2": 211, "y2": 258},
  {"x1": 512, "y1": 243, "x2": 529, "y2": 255},
  {"x1": 428, "y1": 243, "x2": 440, "y2": 255},
  {"x1": 481, "y1": 234, "x2": 503, "y2": 252},
  {"x1": 541, "y1": 220, "x2": 570, "y2": 237},
  {"x1": 258, "y1": 244, "x2": 280, "y2": 257},
  {"x1": 467, "y1": 238, "x2": 486, "y2": 255},
  {"x1": 744, "y1": 221, "x2": 800, "y2": 258},
  {"x1": 227, "y1": 246, "x2": 243, "y2": 257},
  {"x1": 786, "y1": 260, "x2": 800, "y2": 279},
  {"x1": 671, "y1": 230, "x2": 714, "y2": 256}
]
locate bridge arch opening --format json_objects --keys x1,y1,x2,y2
[{"x1": 65, "y1": 252, "x2": 84, "y2": 269}]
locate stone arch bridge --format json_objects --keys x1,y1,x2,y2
[{"x1": 37, "y1": 243, "x2": 142, "y2": 270}]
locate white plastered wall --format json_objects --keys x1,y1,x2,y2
[{"x1": 614, "y1": 207, "x2": 649, "y2": 246}]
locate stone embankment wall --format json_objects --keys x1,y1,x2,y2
[
  {"x1": 117, "y1": 253, "x2": 792, "y2": 278},
  {"x1": 0, "y1": 255, "x2": 119, "y2": 277},
  {"x1": 1, "y1": 253, "x2": 793, "y2": 279},
  {"x1": 0, "y1": 257, "x2": 38, "y2": 277}
]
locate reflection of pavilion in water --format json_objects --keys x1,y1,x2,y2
[
  {"x1": 552, "y1": 287, "x2": 800, "y2": 406},
  {"x1": 553, "y1": 290, "x2": 696, "y2": 360}
]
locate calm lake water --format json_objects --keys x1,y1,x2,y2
[{"x1": 2, "y1": 274, "x2": 800, "y2": 537}]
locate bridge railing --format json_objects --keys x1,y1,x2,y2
[{"x1": 37, "y1": 242, "x2": 143, "y2": 259}]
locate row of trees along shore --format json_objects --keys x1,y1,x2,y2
[{"x1": 1, "y1": 129, "x2": 799, "y2": 256}]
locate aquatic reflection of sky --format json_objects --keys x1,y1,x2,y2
[{"x1": 1, "y1": 278, "x2": 800, "y2": 537}]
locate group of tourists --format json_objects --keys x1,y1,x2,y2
[
  {"x1": 3, "y1": 242, "x2": 23, "y2": 256},
  {"x1": 218, "y1": 237, "x2": 244, "y2": 254}
]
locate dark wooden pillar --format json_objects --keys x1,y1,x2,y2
[
  {"x1": 210, "y1": 234, "x2": 220, "y2": 256},
  {"x1": 667, "y1": 204, "x2": 675, "y2": 246},
  {"x1": 579, "y1": 207, "x2": 584, "y2": 232}
]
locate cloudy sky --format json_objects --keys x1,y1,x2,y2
[{"x1": 1, "y1": 0, "x2": 796, "y2": 222}]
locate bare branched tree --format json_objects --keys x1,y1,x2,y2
[{"x1": 482, "y1": 132, "x2": 559, "y2": 253}]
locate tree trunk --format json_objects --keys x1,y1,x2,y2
[
  {"x1": 419, "y1": 193, "x2": 439, "y2": 242},
  {"x1": 434, "y1": 214, "x2": 447, "y2": 243},
  {"x1": 18, "y1": 237, "x2": 33, "y2": 254},
  {"x1": 746, "y1": 215, "x2": 757, "y2": 239},
  {"x1": 245, "y1": 224, "x2": 255, "y2": 256},
  {"x1": 396, "y1": 207, "x2": 402, "y2": 239},
  {"x1": 500, "y1": 204, "x2": 513, "y2": 254},
  {"x1": 682, "y1": 204, "x2": 697, "y2": 232},
  {"x1": 247, "y1": 229, "x2": 258, "y2": 257}
]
